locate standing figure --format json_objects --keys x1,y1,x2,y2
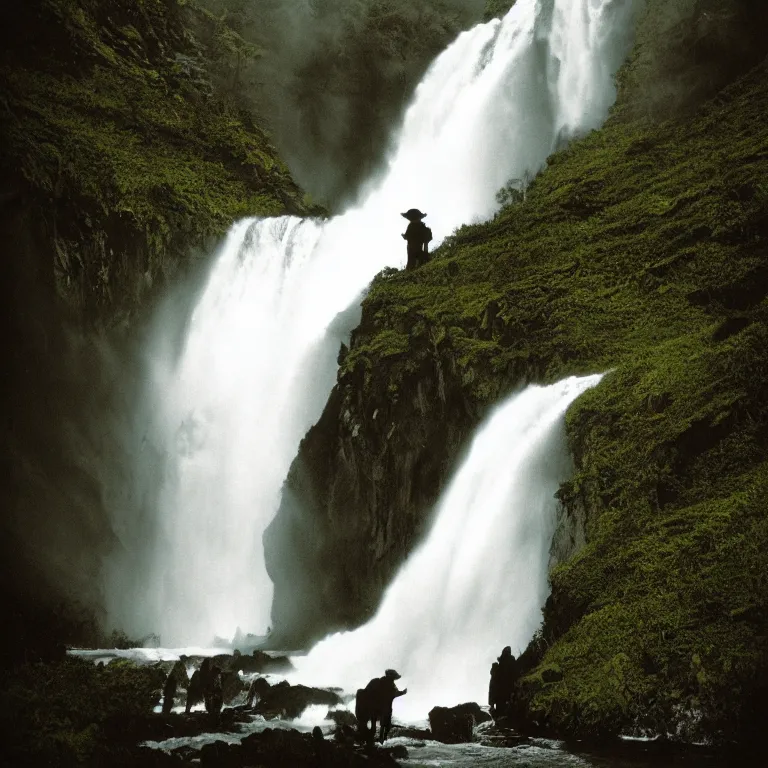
[
  {"x1": 356, "y1": 668, "x2": 408, "y2": 744},
  {"x1": 488, "y1": 661, "x2": 502, "y2": 718},
  {"x1": 496, "y1": 646, "x2": 519, "y2": 715},
  {"x1": 401, "y1": 209, "x2": 432, "y2": 270},
  {"x1": 162, "y1": 656, "x2": 190, "y2": 714},
  {"x1": 204, "y1": 664, "x2": 224, "y2": 715},
  {"x1": 186, "y1": 657, "x2": 210, "y2": 714}
]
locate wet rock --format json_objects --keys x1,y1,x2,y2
[
  {"x1": 221, "y1": 669, "x2": 246, "y2": 703},
  {"x1": 226, "y1": 649, "x2": 294, "y2": 674},
  {"x1": 200, "y1": 739, "x2": 240, "y2": 766},
  {"x1": 388, "y1": 725, "x2": 431, "y2": 740},
  {"x1": 476, "y1": 719, "x2": 529, "y2": 747},
  {"x1": 246, "y1": 675, "x2": 273, "y2": 706},
  {"x1": 452, "y1": 702, "x2": 492, "y2": 724},
  {"x1": 239, "y1": 727, "x2": 399, "y2": 767},
  {"x1": 255, "y1": 682, "x2": 343, "y2": 719},
  {"x1": 428, "y1": 704, "x2": 477, "y2": 743},
  {"x1": 327, "y1": 708, "x2": 357, "y2": 728},
  {"x1": 384, "y1": 744, "x2": 409, "y2": 759},
  {"x1": 104, "y1": 709, "x2": 249, "y2": 744}
]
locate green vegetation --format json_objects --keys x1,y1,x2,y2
[
  {"x1": 0, "y1": 0, "x2": 312, "y2": 320},
  {"x1": 0, "y1": 656, "x2": 164, "y2": 765},
  {"x1": 336, "y1": 32, "x2": 768, "y2": 741}
]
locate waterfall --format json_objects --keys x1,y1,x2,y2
[
  {"x1": 107, "y1": 0, "x2": 638, "y2": 646},
  {"x1": 290, "y1": 375, "x2": 602, "y2": 720}
]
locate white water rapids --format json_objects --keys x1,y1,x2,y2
[{"x1": 106, "y1": 0, "x2": 638, "y2": 646}]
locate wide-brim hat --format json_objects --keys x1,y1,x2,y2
[
  {"x1": 385, "y1": 669, "x2": 401, "y2": 679},
  {"x1": 401, "y1": 209, "x2": 427, "y2": 221}
]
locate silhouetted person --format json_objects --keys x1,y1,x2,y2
[
  {"x1": 205, "y1": 664, "x2": 224, "y2": 714},
  {"x1": 496, "y1": 646, "x2": 518, "y2": 715},
  {"x1": 489, "y1": 661, "x2": 502, "y2": 718},
  {"x1": 186, "y1": 657, "x2": 210, "y2": 714},
  {"x1": 162, "y1": 671, "x2": 177, "y2": 714},
  {"x1": 162, "y1": 656, "x2": 190, "y2": 714},
  {"x1": 401, "y1": 209, "x2": 432, "y2": 270},
  {"x1": 357, "y1": 668, "x2": 408, "y2": 744}
]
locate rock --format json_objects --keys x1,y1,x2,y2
[
  {"x1": 475, "y1": 719, "x2": 528, "y2": 748},
  {"x1": 541, "y1": 667, "x2": 564, "y2": 683},
  {"x1": 255, "y1": 683, "x2": 343, "y2": 719},
  {"x1": 200, "y1": 739, "x2": 240, "y2": 766},
  {"x1": 451, "y1": 702, "x2": 492, "y2": 724},
  {"x1": 234, "y1": 650, "x2": 294, "y2": 674},
  {"x1": 327, "y1": 708, "x2": 357, "y2": 728},
  {"x1": 428, "y1": 704, "x2": 477, "y2": 743},
  {"x1": 221, "y1": 669, "x2": 246, "y2": 703},
  {"x1": 240, "y1": 727, "x2": 400, "y2": 767},
  {"x1": 384, "y1": 744, "x2": 409, "y2": 759},
  {"x1": 388, "y1": 725, "x2": 431, "y2": 740}
]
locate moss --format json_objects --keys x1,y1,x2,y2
[{"x1": 0, "y1": 0, "x2": 312, "y2": 321}]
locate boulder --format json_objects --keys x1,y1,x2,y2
[
  {"x1": 428, "y1": 704, "x2": 482, "y2": 743},
  {"x1": 475, "y1": 719, "x2": 528, "y2": 747},
  {"x1": 388, "y1": 725, "x2": 431, "y2": 740},
  {"x1": 327, "y1": 708, "x2": 357, "y2": 728},
  {"x1": 232, "y1": 650, "x2": 294, "y2": 674},
  {"x1": 200, "y1": 739, "x2": 240, "y2": 766},
  {"x1": 240, "y1": 728, "x2": 399, "y2": 767},
  {"x1": 255, "y1": 683, "x2": 343, "y2": 719}
]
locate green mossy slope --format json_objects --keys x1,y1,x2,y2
[
  {"x1": 334, "y1": 57, "x2": 768, "y2": 740},
  {"x1": 0, "y1": 0, "x2": 312, "y2": 320}
]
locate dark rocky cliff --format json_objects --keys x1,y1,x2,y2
[{"x1": 266, "y1": 0, "x2": 768, "y2": 743}]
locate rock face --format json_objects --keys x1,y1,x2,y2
[{"x1": 265, "y1": 353, "x2": 489, "y2": 646}]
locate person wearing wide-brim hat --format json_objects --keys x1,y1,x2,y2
[
  {"x1": 401, "y1": 209, "x2": 432, "y2": 270},
  {"x1": 378, "y1": 669, "x2": 407, "y2": 742}
]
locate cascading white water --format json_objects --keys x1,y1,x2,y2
[
  {"x1": 109, "y1": 0, "x2": 638, "y2": 645},
  {"x1": 290, "y1": 374, "x2": 602, "y2": 720}
]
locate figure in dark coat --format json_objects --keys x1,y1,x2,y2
[
  {"x1": 204, "y1": 665, "x2": 224, "y2": 714},
  {"x1": 401, "y1": 209, "x2": 432, "y2": 270},
  {"x1": 162, "y1": 656, "x2": 190, "y2": 714},
  {"x1": 356, "y1": 669, "x2": 408, "y2": 744},
  {"x1": 496, "y1": 646, "x2": 519, "y2": 715},
  {"x1": 186, "y1": 657, "x2": 210, "y2": 714},
  {"x1": 488, "y1": 661, "x2": 503, "y2": 718}
]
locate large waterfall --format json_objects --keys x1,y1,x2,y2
[
  {"x1": 108, "y1": 0, "x2": 638, "y2": 646},
  {"x1": 289, "y1": 375, "x2": 602, "y2": 720}
]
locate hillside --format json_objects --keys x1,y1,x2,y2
[{"x1": 267, "y1": 0, "x2": 768, "y2": 743}]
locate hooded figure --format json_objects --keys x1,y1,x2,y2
[{"x1": 401, "y1": 209, "x2": 432, "y2": 270}]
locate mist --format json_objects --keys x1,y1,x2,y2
[{"x1": 196, "y1": 0, "x2": 487, "y2": 208}]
